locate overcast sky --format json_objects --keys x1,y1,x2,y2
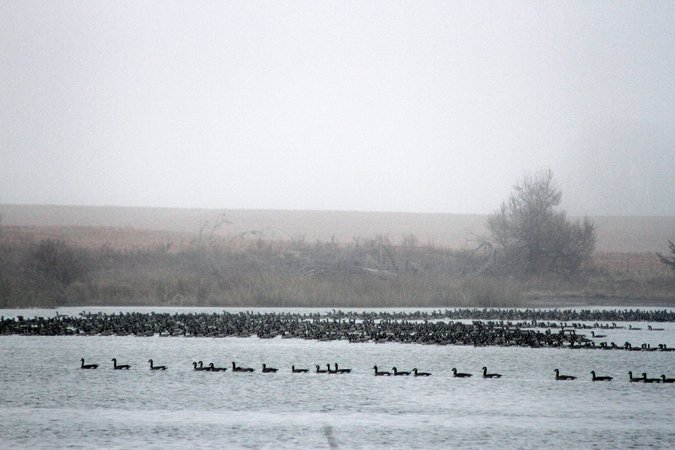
[{"x1": 1, "y1": 1, "x2": 674, "y2": 215}]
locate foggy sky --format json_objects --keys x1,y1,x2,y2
[{"x1": 1, "y1": 1, "x2": 674, "y2": 216}]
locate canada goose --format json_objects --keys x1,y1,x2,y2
[
  {"x1": 262, "y1": 364, "x2": 278, "y2": 373},
  {"x1": 482, "y1": 367, "x2": 502, "y2": 378},
  {"x1": 373, "y1": 366, "x2": 391, "y2": 376},
  {"x1": 148, "y1": 359, "x2": 167, "y2": 370},
  {"x1": 315, "y1": 365, "x2": 328, "y2": 374},
  {"x1": 208, "y1": 363, "x2": 227, "y2": 372},
  {"x1": 641, "y1": 373, "x2": 661, "y2": 383},
  {"x1": 591, "y1": 371, "x2": 612, "y2": 381},
  {"x1": 392, "y1": 367, "x2": 411, "y2": 376},
  {"x1": 292, "y1": 365, "x2": 309, "y2": 373},
  {"x1": 648, "y1": 325, "x2": 664, "y2": 331},
  {"x1": 554, "y1": 369, "x2": 576, "y2": 380},
  {"x1": 111, "y1": 358, "x2": 130, "y2": 370},
  {"x1": 335, "y1": 363, "x2": 351, "y2": 374},
  {"x1": 326, "y1": 364, "x2": 338, "y2": 374},
  {"x1": 660, "y1": 375, "x2": 675, "y2": 383},
  {"x1": 192, "y1": 362, "x2": 207, "y2": 371},
  {"x1": 628, "y1": 371, "x2": 643, "y2": 382},
  {"x1": 80, "y1": 358, "x2": 98, "y2": 369},
  {"x1": 231, "y1": 362, "x2": 254, "y2": 372},
  {"x1": 412, "y1": 368, "x2": 431, "y2": 377},
  {"x1": 591, "y1": 331, "x2": 606, "y2": 338},
  {"x1": 452, "y1": 368, "x2": 472, "y2": 378}
]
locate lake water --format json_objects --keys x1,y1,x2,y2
[{"x1": 1, "y1": 307, "x2": 674, "y2": 449}]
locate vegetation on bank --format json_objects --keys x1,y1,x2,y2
[{"x1": 0, "y1": 228, "x2": 672, "y2": 308}]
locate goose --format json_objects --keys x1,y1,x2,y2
[
  {"x1": 628, "y1": 324, "x2": 642, "y2": 331},
  {"x1": 452, "y1": 368, "x2": 472, "y2": 378},
  {"x1": 80, "y1": 358, "x2": 98, "y2": 369},
  {"x1": 482, "y1": 367, "x2": 502, "y2": 378},
  {"x1": 315, "y1": 365, "x2": 328, "y2": 374},
  {"x1": 660, "y1": 375, "x2": 675, "y2": 383},
  {"x1": 193, "y1": 361, "x2": 208, "y2": 371},
  {"x1": 326, "y1": 364, "x2": 338, "y2": 374},
  {"x1": 647, "y1": 325, "x2": 664, "y2": 331},
  {"x1": 148, "y1": 359, "x2": 167, "y2": 370},
  {"x1": 591, "y1": 331, "x2": 606, "y2": 338},
  {"x1": 292, "y1": 365, "x2": 309, "y2": 373},
  {"x1": 412, "y1": 368, "x2": 431, "y2": 377},
  {"x1": 231, "y1": 362, "x2": 254, "y2": 372},
  {"x1": 658, "y1": 344, "x2": 675, "y2": 352},
  {"x1": 111, "y1": 358, "x2": 130, "y2": 370},
  {"x1": 591, "y1": 371, "x2": 612, "y2": 381},
  {"x1": 392, "y1": 367, "x2": 411, "y2": 376},
  {"x1": 628, "y1": 371, "x2": 643, "y2": 382},
  {"x1": 335, "y1": 363, "x2": 352, "y2": 374},
  {"x1": 642, "y1": 373, "x2": 661, "y2": 383},
  {"x1": 373, "y1": 366, "x2": 391, "y2": 376},
  {"x1": 262, "y1": 364, "x2": 278, "y2": 373},
  {"x1": 208, "y1": 363, "x2": 227, "y2": 372},
  {"x1": 554, "y1": 369, "x2": 576, "y2": 380}
]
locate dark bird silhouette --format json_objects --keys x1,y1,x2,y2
[
  {"x1": 412, "y1": 368, "x2": 431, "y2": 377},
  {"x1": 482, "y1": 367, "x2": 502, "y2": 378},
  {"x1": 554, "y1": 369, "x2": 576, "y2": 380},
  {"x1": 660, "y1": 375, "x2": 675, "y2": 383},
  {"x1": 452, "y1": 368, "x2": 472, "y2": 378},
  {"x1": 232, "y1": 362, "x2": 254, "y2": 372},
  {"x1": 80, "y1": 358, "x2": 98, "y2": 369},
  {"x1": 262, "y1": 364, "x2": 278, "y2": 373},
  {"x1": 111, "y1": 358, "x2": 130, "y2": 370},
  {"x1": 192, "y1": 361, "x2": 208, "y2": 371},
  {"x1": 392, "y1": 367, "x2": 411, "y2": 376},
  {"x1": 208, "y1": 363, "x2": 227, "y2": 372},
  {"x1": 315, "y1": 365, "x2": 328, "y2": 374},
  {"x1": 642, "y1": 373, "x2": 660, "y2": 383},
  {"x1": 335, "y1": 363, "x2": 352, "y2": 374},
  {"x1": 292, "y1": 365, "x2": 309, "y2": 373},
  {"x1": 591, "y1": 371, "x2": 612, "y2": 381},
  {"x1": 373, "y1": 366, "x2": 391, "y2": 376},
  {"x1": 591, "y1": 331, "x2": 606, "y2": 338},
  {"x1": 148, "y1": 359, "x2": 167, "y2": 370},
  {"x1": 628, "y1": 371, "x2": 643, "y2": 382}
]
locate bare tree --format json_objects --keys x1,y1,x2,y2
[
  {"x1": 657, "y1": 241, "x2": 675, "y2": 272},
  {"x1": 485, "y1": 169, "x2": 596, "y2": 277}
]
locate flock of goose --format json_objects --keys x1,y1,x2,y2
[
  {"x1": 3, "y1": 311, "x2": 672, "y2": 352},
  {"x1": 79, "y1": 358, "x2": 675, "y2": 382}
]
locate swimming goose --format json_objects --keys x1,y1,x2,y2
[
  {"x1": 628, "y1": 371, "x2": 643, "y2": 382},
  {"x1": 452, "y1": 368, "x2": 472, "y2": 378},
  {"x1": 262, "y1": 364, "x2": 278, "y2": 373},
  {"x1": 412, "y1": 368, "x2": 431, "y2": 377},
  {"x1": 292, "y1": 365, "x2": 309, "y2": 373},
  {"x1": 554, "y1": 369, "x2": 576, "y2": 380},
  {"x1": 392, "y1": 367, "x2": 411, "y2": 376},
  {"x1": 590, "y1": 371, "x2": 612, "y2": 381},
  {"x1": 335, "y1": 363, "x2": 352, "y2": 374},
  {"x1": 315, "y1": 365, "x2": 328, "y2": 374},
  {"x1": 148, "y1": 359, "x2": 167, "y2": 370},
  {"x1": 482, "y1": 367, "x2": 502, "y2": 378},
  {"x1": 80, "y1": 358, "x2": 98, "y2": 369},
  {"x1": 591, "y1": 331, "x2": 606, "y2": 338},
  {"x1": 208, "y1": 363, "x2": 227, "y2": 372},
  {"x1": 111, "y1": 358, "x2": 130, "y2": 370},
  {"x1": 641, "y1": 373, "x2": 661, "y2": 383},
  {"x1": 373, "y1": 366, "x2": 391, "y2": 376},
  {"x1": 193, "y1": 361, "x2": 208, "y2": 371},
  {"x1": 231, "y1": 362, "x2": 254, "y2": 372},
  {"x1": 326, "y1": 364, "x2": 338, "y2": 374},
  {"x1": 660, "y1": 375, "x2": 675, "y2": 383}
]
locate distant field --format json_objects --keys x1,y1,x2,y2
[{"x1": 1, "y1": 204, "x2": 673, "y2": 253}]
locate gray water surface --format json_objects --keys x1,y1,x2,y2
[{"x1": 1, "y1": 309, "x2": 674, "y2": 449}]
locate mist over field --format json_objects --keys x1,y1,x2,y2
[{"x1": 0, "y1": 204, "x2": 673, "y2": 254}]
